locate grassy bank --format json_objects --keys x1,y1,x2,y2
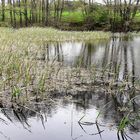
[{"x1": 0, "y1": 27, "x2": 111, "y2": 44}]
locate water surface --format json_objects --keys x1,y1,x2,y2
[{"x1": 0, "y1": 35, "x2": 140, "y2": 140}]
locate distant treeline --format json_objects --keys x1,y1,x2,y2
[{"x1": 0, "y1": 0, "x2": 140, "y2": 32}]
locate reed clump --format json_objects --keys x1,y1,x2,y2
[
  {"x1": 0, "y1": 27, "x2": 111, "y2": 44},
  {"x1": 0, "y1": 27, "x2": 139, "y2": 105}
]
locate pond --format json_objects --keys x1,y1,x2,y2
[
  {"x1": 0, "y1": 35, "x2": 140, "y2": 140},
  {"x1": 37, "y1": 35, "x2": 140, "y2": 81}
]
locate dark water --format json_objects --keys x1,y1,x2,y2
[
  {"x1": 0, "y1": 35, "x2": 140, "y2": 140},
  {"x1": 0, "y1": 92, "x2": 140, "y2": 140}
]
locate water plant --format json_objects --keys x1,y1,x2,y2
[
  {"x1": 0, "y1": 27, "x2": 139, "y2": 106},
  {"x1": 0, "y1": 27, "x2": 111, "y2": 44},
  {"x1": 11, "y1": 86, "x2": 22, "y2": 101}
]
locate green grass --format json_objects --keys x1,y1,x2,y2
[
  {"x1": 61, "y1": 11, "x2": 84, "y2": 23},
  {"x1": 134, "y1": 13, "x2": 140, "y2": 22}
]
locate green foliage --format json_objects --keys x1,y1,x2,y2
[
  {"x1": 134, "y1": 12, "x2": 140, "y2": 22},
  {"x1": 84, "y1": 4, "x2": 109, "y2": 26},
  {"x1": 118, "y1": 116, "x2": 130, "y2": 131},
  {"x1": 62, "y1": 11, "x2": 84, "y2": 23},
  {"x1": 0, "y1": 0, "x2": 139, "y2": 31},
  {"x1": 12, "y1": 86, "x2": 22, "y2": 99}
]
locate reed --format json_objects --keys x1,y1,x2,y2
[
  {"x1": 0, "y1": 27, "x2": 139, "y2": 105},
  {"x1": 0, "y1": 27, "x2": 111, "y2": 45}
]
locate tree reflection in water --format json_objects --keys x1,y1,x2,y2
[{"x1": 0, "y1": 36, "x2": 140, "y2": 140}]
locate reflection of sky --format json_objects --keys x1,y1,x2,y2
[
  {"x1": 133, "y1": 37, "x2": 140, "y2": 78},
  {"x1": 48, "y1": 36, "x2": 140, "y2": 80},
  {"x1": 62, "y1": 42, "x2": 82, "y2": 58},
  {"x1": 0, "y1": 96, "x2": 140, "y2": 140}
]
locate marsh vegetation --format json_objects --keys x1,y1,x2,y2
[{"x1": 0, "y1": 27, "x2": 139, "y2": 140}]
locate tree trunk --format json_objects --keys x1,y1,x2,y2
[
  {"x1": 8, "y1": 0, "x2": 13, "y2": 25},
  {"x1": 13, "y1": 0, "x2": 17, "y2": 27},
  {"x1": 24, "y1": 0, "x2": 28, "y2": 26},
  {"x1": 45, "y1": 0, "x2": 49, "y2": 26},
  {"x1": 1, "y1": 0, "x2": 5, "y2": 21},
  {"x1": 18, "y1": 0, "x2": 23, "y2": 27}
]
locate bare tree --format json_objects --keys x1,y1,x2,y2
[
  {"x1": 13, "y1": 0, "x2": 17, "y2": 27},
  {"x1": 103, "y1": 0, "x2": 140, "y2": 32},
  {"x1": 1, "y1": 0, "x2": 5, "y2": 21},
  {"x1": 18, "y1": 0, "x2": 23, "y2": 27},
  {"x1": 24, "y1": 0, "x2": 28, "y2": 26},
  {"x1": 8, "y1": 0, "x2": 13, "y2": 25}
]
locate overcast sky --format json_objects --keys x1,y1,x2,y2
[{"x1": 95, "y1": 0, "x2": 103, "y2": 3}]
